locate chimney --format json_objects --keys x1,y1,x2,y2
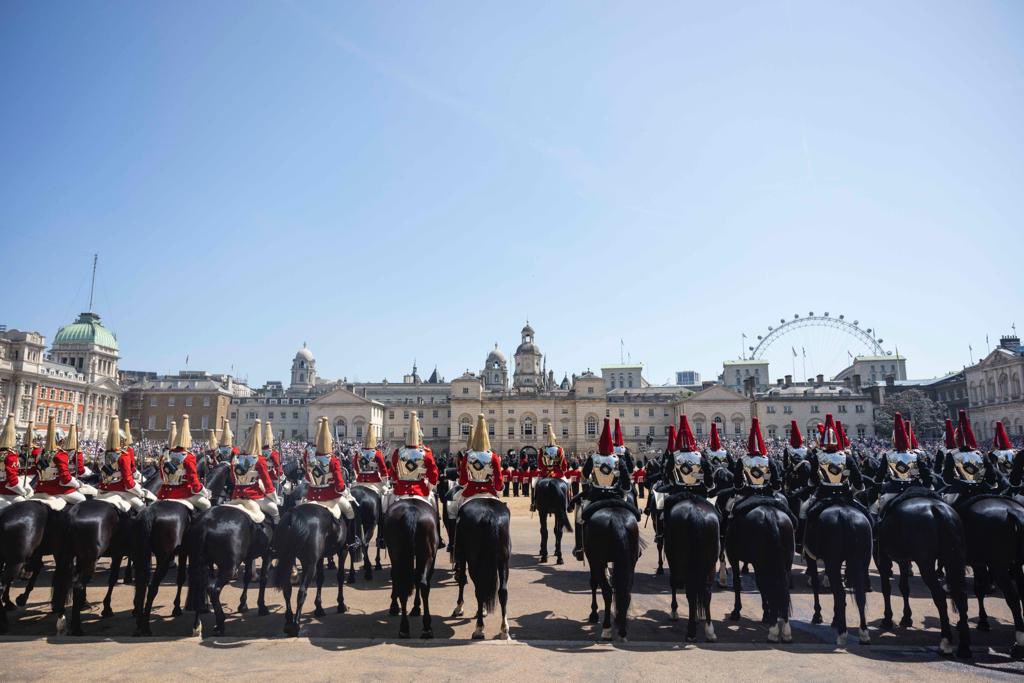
[
  {"x1": 777, "y1": 378, "x2": 784, "y2": 386},
  {"x1": 885, "y1": 374, "x2": 895, "y2": 388},
  {"x1": 1000, "y1": 335, "x2": 1022, "y2": 354},
  {"x1": 816, "y1": 374, "x2": 824, "y2": 385},
  {"x1": 743, "y1": 376, "x2": 756, "y2": 398},
  {"x1": 784, "y1": 374, "x2": 792, "y2": 387},
  {"x1": 852, "y1": 374, "x2": 862, "y2": 391}
]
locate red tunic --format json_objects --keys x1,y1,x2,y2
[
  {"x1": 568, "y1": 468, "x2": 582, "y2": 482},
  {"x1": 35, "y1": 450, "x2": 76, "y2": 495},
  {"x1": 157, "y1": 450, "x2": 203, "y2": 499},
  {"x1": 390, "y1": 446, "x2": 439, "y2": 497},
  {"x1": 459, "y1": 452, "x2": 503, "y2": 497},
  {"x1": 126, "y1": 446, "x2": 136, "y2": 473},
  {"x1": 232, "y1": 455, "x2": 275, "y2": 500},
  {"x1": 99, "y1": 452, "x2": 136, "y2": 492},
  {"x1": 305, "y1": 454, "x2": 346, "y2": 501},
  {"x1": 2, "y1": 450, "x2": 21, "y2": 491},
  {"x1": 539, "y1": 448, "x2": 568, "y2": 478},
  {"x1": 264, "y1": 448, "x2": 283, "y2": 480},
  {"x1": 355, "y1": 449, "x2": 388, "y2": 483}
]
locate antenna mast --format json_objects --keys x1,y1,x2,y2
[{"x1": 88, "y1": 253, "x2": 98, "y2": 312}]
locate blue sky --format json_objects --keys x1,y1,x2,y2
[{"x1": 2, "y1": 1, "x2": 1022, "y2": 387}]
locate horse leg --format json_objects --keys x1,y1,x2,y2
[
  {"x1": 172, "y1": 549, "x2": 187, "y2": 617},
  {"x1": 554, "y1": 514, "x2": 565, "y2": 565},
  {"x1": 281, "y1": 566, "x2": 296, "y2": 636},
  {"x1": 472, "y1": 600, "x2": 486, "y2": 640},
  {"x1": 293, "y1": 562, "x2": 311, "y2": 635},
  {"x1": 670, "y1": 586, "x2": 679, "y2": 622},
  {"x1": 451, "y1": 564, "x2": 466, "y2": 618},
  {"x1": 876, "y1": 551, "x2": 894, "y2": 630},
  {"x1": 897, "y1": 561, "x2": 913, "y2": 627},
  {"x1": 685, "y1": 585, "x2": 698, "y2": 643},
  {"x1": 16, "y1": 557, "x2": 42, "y2": 607},
  {"x1": 419, "y1": 568, "x2": 433, "y2": 639},
  {"x1": 101, "y1": 553, "x2": 122, "y2": 618},
  {"x1": 347, "y1": 545, "x2": 357, "y2": 585},
  {"x1": 210, "y1": 565, "x2": 231, "y2": 636},
  {"x1": 973, "y1": 564, "x2": 991, "y2": 631},
  {"x1": 806, "y1": 557, "x2": 822, "y2": 624},
  {"x1": 336, "y1": 549, "x2": 348, "y2": 614},
  {"x1": 363, "y1": 523, "x2": 374, "y2": 580},
  {"x1": 70, "y1": 557, "x2": 97, "y2": 636},
  {"x1": 498, "y1": 556, "x2": 510, "y2": 639},
  {"x1": 374, "y1": 543, "x2": 382, "y2": 571},
  {"x1": 728, "y1": 559, "x2": 742, "y2": 621},
  {"x1": 314, "y1": 557, "x2": 326, "y2": 617},
  {"x1": 600, "y1": 568, "x2": 614, "y2": 640},
  {"x1": 717, "y1": 547, "x2": 728, "y2": 589},
  {"x1": 588, "y1": 569, "x2": 600, "y2": 623},
  {"x1": 655, "y1": 518, "x2": 664, "y2": 576},
  {"x1": 991, "y1": 567, "x2": 1024, "y2": 657},
  {"x1": 919, "y1": 563, "x2": 954, "y2": 656},
  {"x1": 137, "y1": 555, "x2": 173, "y2": 636},
  {"x1": 410, "y1": 584, "x2": 421, "y2": 617},
  {"x1": 539, "y1": 512, "x2": 548, "y2": 563},
  {"x1": 237, "y1": 560, "x2": 251, "y2": 614},
  {"x1": 827, "y1": 560, "x2": 847, "y2": 647}
]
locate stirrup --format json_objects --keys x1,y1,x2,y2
[{"x1": 572, "y1": 548, "x2": 584, "y2": 561}]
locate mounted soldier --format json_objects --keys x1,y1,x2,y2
[
  {"x1": 869, "y1": 412, "x2": 934, "y2": 518},
  {"x1": 156, "y1": 414, "x2": 212, "y2": 512},
  {"x1": 531, "y1": 422, "x2": 567, "y2": 512},
  {"x1": 302, "y1": 417, "x2": 360, "y2": 554},
  {"x1": 799, "y1": 414, "x2": 868, "y2": 540},
  {"x1": 934, "y1": 418, "x2": 958, "y2": 475},
  {"x1": 354, "y1": 423, "x2": 389, "y2": 497},
  {"x1": 95, "y1": 416, "x2": 147, "y2": 513},
  {"x1": 940, "y1": 409, "x2": 997, "y2": 507},
  {"x1": 533, "y1": 423, "x2": 572, "y2": 564},
  {"x1": 29, "y1": 415, "x2": 89, "y2": 509},
  {"x1": 571, "y1": 417, "x2": 632, "y2": 561},
  {"x1": 0, "y1": 415, "x2": 31, "y2": 510},
  {"x1": 613, "y1": 418, "x2": 636, "y2": 474},
  {"x1": 263, "y1": 420, "x2": 283, "y2": 487},
  {"x1": 448, "y1": 414, "x2": 503, "y2": 556},
  {"x1": 386, "y1": 411, "x2": 439, "y2": 509},
  {"x1": 723, "y1": 417, "x2": 787, "y2": 517},
  {"x1": 990, "y1": 419, "x2": 1022, "y2": 499},
  {"x1": 229, "y1": 419, "x2": 280, "y2": 525}
]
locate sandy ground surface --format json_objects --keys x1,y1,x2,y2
[{"x1": 2, "y1": 495, "x2": 1023, "y2": 680}]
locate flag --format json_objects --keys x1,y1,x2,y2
[
  {"x1": 185, "y1": 354, "x2": 189, "y2": 365},
  {"x1": 802, "y1": 347, "x2": 806, "y2": 357},
  {"x1": 792, "y1": 347, "x2": 797, "y2": 357}
]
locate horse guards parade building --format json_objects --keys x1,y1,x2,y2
[{"x1": 2, "y1": 312, "x2": 1024, "y2": 455}]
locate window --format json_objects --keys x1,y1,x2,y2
[
  {"x1": 292, "y1": 429, "x2": 298, "y2": 437},
  {"x1": 36, "y1": 407, "x2": 44, "y2": 422},
  {"x1": 766, "y1": 405, "x2": 776, "y2": 414},
  {"x1": 389, "y1": 411, "x2": 394, "y2": 420},
  {"x1": 488, "y1": 424, "x2": 495, "y2": 436},
  {"x1": 230, "y1": 412, "x2": 237, "y2": 419},
  {"x1": 734, "y1": 423, "x2": 742, "y2": 436},
  {"x1": 460, "y1": 417, "x2": 472, "y2": 436},
  {"x1": 293, "y1": 412, "x2": 299, "y2": 419},
  {"x1": 431, "y1": 427, "x2": 438, "y2": 437},
  {"x1": 562, "y1": 426, "x2": 569, "y2": 437},
  {"x1": 165, "y1": 416, "x2": 172, "y2": 429},
  {"x1": 585, "y1": 417, "x2": 597, "y2": 436},
  {"x1": 561, "y1": 408, "x2": 568, "y2": 415},
  {"x1": 185, "y1": 397, "x2": 193, "y2": 407},
  {"x1": 855, "y1": 405, "x2": 865, "y2": 414},
  {"x1": 768, "y1": 427, "x2": 777, "y2": 439},
  {"x1": 203, "y1": 397, "x2": 211, "y2": 407},
  {"x1": 634, "y1": 426, "x2": 640, "y2": 437},
  {"x1": 783, "y1": 406, "x2": 792, "y2": 415},
  {"x1": 508, "y1": 409, "x2": 514, "y2": 415},
  {"x1": 507, "y1": 425, "x2": 514, "y2": 437},
  {"x1": 633, "y1": 408, "x2": 639, "y2": 418},
  {"x1": 147, "y1": 416, "x2": 156, "y2": 430},
  {"x1": 618, "y1": 409, "x2": 624, "y2": 418},
  {"x1": 838, "y1": 405, "x2": 847, "y2": 413},
  {"x1": 648, "y1": 408, "x2": 654, "y2": 417},
  {"x1": 523, "y1": 417, "x2": 534, "y2": 436},
  {"x1": 462, "y1": 388, "x2": 469, "y2": 395},
  {"x1": 201, "y1": 415, "x2": 209, "y2": 429},
  {"x1": 403, "y1": 411, "x2": 409, "y2": 420},
  {"x1": 433, "y1": 410, "x2": 438, "y2": 419},
  {"x1": 648, "y1": 426, "x2": 655, "y2": 436},
  {"x1": 168, "y1": 397, "x2": 176, "y2": 407},
  {"x1": 857, "y1": 426, "x2": 866, "y2": 438},
  {"x1": 49, "y1": 389, "x2": 55, "y2": 400},
  {"x1": 58, "y1": 390, "x2": 64, "y2": 402},
  {"x1": 587, "y1": 387, "x2": 594, "y2": 394}
]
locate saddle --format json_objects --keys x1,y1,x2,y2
[
  {"x1": 880, "y1": 485, "x2": 939, "y2": 521},
  {"x1": 94, "y1": 490, "x2": 135, "y2": 514},
  {"x1": 950, "y1": 491, "x2": 1015, "y2": 515},
  {"x1": 663, "y1": 488, "x2": 718, "y2": 518},
  {"x1": 299, "y1": 498, "x2": 353, "y2": 521},
  {"x1": 732, "y1": 494, "x2": 797, "y2": 527},
  {"x1": 806, "y1": 490, "x2": 871, "y2": 524},
  {"x1": 581, "y1": 497, "x2": 641, "y2": 523},
  {"x1": 221, "y1": 498, "x2": 265, "y2": 524}
]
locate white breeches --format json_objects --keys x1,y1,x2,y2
[
  {"x1": 799, "y1": 496, "x2": 815, "y2": 520},
  {"x1": 448, "y1": 489, "x2": 465, "y2": 520},
  {"x1": 258, "y1": 498, "x2": 279, "y2": 522},
  {"x1": 190, "y1": 494, "x2": 212, "y2": 511},
  {"x1": 61, "y1": 491, "x2": 87, "y2": 505},
  {"x1": 575, "y1": 499, "x2": 589, "y2": 525},
  {"x1": 0, "y1": 494, "x2": 27, "y2": 510}
]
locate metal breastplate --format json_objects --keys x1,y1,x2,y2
[
  {"x1": 672, "y1": 451, "x2": 703, "y2": 486},
  {"x1": 35, "y1": 452, "x2": 60, "y2": 482},
  {"x1": 541, "y1": 446, "x2": 560, "y2": 467},
  {"x1": 466, "y1": 450, "x2": 494, "y2": 483},
  {"x1": 993, "y1": 449, "x2": 1016, "y2": 476},
  {"x1": 162, "y1": 452, "x2": 188, "y2": 485},
  {"x1": 590, "y1": 454, "x2": 620, "y2": 488},
  {"x1": 233, "y1": 455, "x2": 260, "y2": 486},
  {"x1": 706, "y1": 449, "x2": 729, "y2": 470},
  {"x1": 952, "y1": 449, "x2": 985, "y2": 483},
  {"x1": 886, "y1": 451, "x2": 919, "y2": 481},
  {"x1": 397, "y1": 448, "x2": 427, "y2": 482},
  {"x1": 787, "y1": 446, "x2": 808, "y2": 464},
  {"x1": 100, "y1": 450, "x2": 123, "y2": 485},
  {"x1": 307, "y1": 454, "x2": 335, "y2": 487},
  {"x1": 358, "y1": 450, "x2": 379, "y2": 474},
  {"x1": 817, "y1": 451, "x2": 849, "y2": 485},
  {"x1": 741, "y1": 454, "x2": 771, "y2": 488}
]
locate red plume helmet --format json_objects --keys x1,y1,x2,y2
[
  {"x1": 994, "y1": 421, "x2": 1013, "y2": 450},
  {"x1": 709, "y1": 423, "x2": 722, "y2": 451},
  {"x1": 943, "y1": 419, "x2": 956, "y2": 449},
  {"x1": 613, "y1": 419, "x2": 624, "y2": 448},
  {"x1": 841, "y1": 422, "x2": 851, "y2": 448},
  {"x1": 821, "y1": 414, "x2": 840, "y2": 453},
  {"x1": 747, "y1": 418, "x2": 767, "y2": 456},
  {"x1": 598, "y1": 418, "x2": 614, "y2": 456},
  {"x1": 892, "y1": 412, "x2": 910, "y2": 452},
  {"x1": 679, "y1": 415, "x2": 697, "y2": 452},
  {"x1": 957, "y1": 409, "x2": 978, "y2": 450},
  {"x1": 908, "y1": 423, "x2": 920, "y2": 450},
  {"x1": 666, "y1": 425, "x2": 677, "y2": 453},
  {"x1": 789, "y1": 420, "x2": 803, "y2": 448},
  {"x1": 816, "y1": 423, "x2": 825, "y2": 443},
  {"x1": 835, "y1": 418, "x2": 851, "y2": 449}
]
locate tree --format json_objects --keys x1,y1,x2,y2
[{"x1": 874, "y1": 389, "x2": 947, "y2": 439}]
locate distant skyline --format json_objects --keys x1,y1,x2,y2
[{"x1": 2, "y1": 2, "x2": 1021, "y2": 386}]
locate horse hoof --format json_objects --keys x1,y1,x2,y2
[
  {"x1": 314, "y1": 606, "x2": 326, "y2": 618},
  {"x1": 389, "y1": 605, "x2": 401, "y2": 617},
  {"x1": 421, "y1": 629, "x2": 433, "y2": 640},
  {"x1": 728, "y1": 610, "x2": 740, "y2": 622},
  {"x1": 899, "y1": 615, "x2": 913, "y2": 628},
  {"x1": 601, "y1": 627, "x2": 613, "y2": 640},
  {"x1": 172, "y1": 606, "x2": 183, "y2": 617},
  {"x1": 237, "y1": 604, "x2": 248, "y2": 615},
  {"x1": 539, "y1": 555, "x2": 547, "y2": 564},
  {"x1": 836, "y1": 632, "x2": 847, "y2": 648},
  {"x1": 939, "y1": 637, "x2": 954, "y2": 656},
  {"x1": 399, "y1": 630, "x2": 410, "y2": 639},
  {"x1": 212, "y1": 625, "x2": 225, "y2": 637},
  {"x1": 337, "y1": 603, "x2": 348, "y2": 614},
  {"x1": 859, "y1": 628, "x2": 871, "y2": 645},
  {"x1": 782, "y1": 623, "x2": 793, "y2": 643},
  {"x1": 452, "y1": 605, "x2": 464, "y2": 618},
  {"x1": 498, "y1": 630, "x2": 510, "y2": 640},
  {"x1": 347, "y1": 575, "x2": 356, "y2": 585},
  {"x1": 472, "y1": 629, "x2": 485, "y2": 640},
  {"x1": 556, "y1": 556, "x2": 564, "y2": 566},
  {"x1": 685, "y1": 632, "x2": 697, "y2": 643},
  {"x1": 812, "y1": 613, "x2": 823, "y2": 625},
  {"x1": 705, "y1": 624, "x2": 717, "y2": 642},
  {"x1": 410, "y1": 606, "x2": 421, "y2": 617},
  {"x1": 880, "y1": 618, "x2": 894, "y2": 631},
  {"x1": 588, "y1": 611, "x2": 599, "y2": 624},
  {"x1": 15, "y1": 594, "x2": 27, "y2": 608},
  {"x1": 767, "y1": 625, "x2": 780, "y2": 643},
  {"x1": 669, "y1": 609, "x2": 678, "y2": 622},
  {"x1": 56, "y1": 615, "x2": 67, "y2": 635},
  {"x1": 977, "y1": 617, "x2": 990, "y2": 632},
  {"x1": 284, "y1": 623, "x2": 299, "y2": 637}
]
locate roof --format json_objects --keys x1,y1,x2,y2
[
  {"x1": 602, "y1": 364, "x2": 644, "y2": 370},
  {"x1": 295, "y1": 343, "x2": 314, "y2": 361},
  {"x1": 723, "y1": 359, "x2": 768, "y2": 366},
  {"x1": 54, "y1": 312, "x2": 118, "y2": 351}
]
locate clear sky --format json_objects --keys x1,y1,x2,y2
[{"x1": 2, "y1": 1, "x2": 1022, "y2": 387}]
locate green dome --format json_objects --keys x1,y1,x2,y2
[{"x1": 54, "y1": 312, "x2": 119, "y2": 351}]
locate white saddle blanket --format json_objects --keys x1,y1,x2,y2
[
  {"x1": 220, "y1": 498, "x2": 265, "y2": 524},
  {"x1": 79, "y1": 484, "x2": 99, "y2": 496},
  {"x1": 26, "y1": 494, "x2": 68, "y2": 512},
  {"x1": 395, "y1": 493, "x2": 435, "y2": 507},
  {"x1": 446, "y1": 492, "x2": 501, "y2": 519},
  {"x1": 299, "y1": 497, "x2": 355, "y2": 521},
  {"x1": 653, "y1": 490, "x2": 667, "y2": 511},
  {"x1": 95, "y1": 490, "x2": 134, "y2": 513},
  {"x1": 353, "y1": 481, "x2": 388, "y2": 497},
  {"x1": 163, "y1": 498, "x2": 195, "y2": 511}
]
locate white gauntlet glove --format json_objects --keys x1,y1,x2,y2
[
  {"x1": 68, "y1": 478, "x2": 82, "y2": 489},
  {"x1": 268, "y1": 491, "x2": 281, "y2": 505},
  {"x1": 200, "y1": 487, "x2": 212, "y2": 499}
]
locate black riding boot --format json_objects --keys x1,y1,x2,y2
[
  {"x1": 530, "y1": 484, "x2": 536, "y2": 512},
  {"x1": 346, "y1": 516, "x2": 363, "y2": 562},
  {"x1": 573, "y1": 522, "x2": 585, "y2": 561}
]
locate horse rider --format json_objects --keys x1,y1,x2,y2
[
  {"x1": 64, "y1": 423, "x2": 89, "y2": 482},
  {"x1": 354, "y1": 423, "x2": 390, "y2": 497},
  {"x1": 123, "y1": 418, "x2": 141, "y2": 481},
  {"x1": 29, "y1": 415, "x2": 89, "y2": 508},
  {"x1": 869, "y1": 412, "x2": 935, "y2": 518},
  {"x1": 448, "y1": 414, "x2": 503, "y2": 555},
  {"x1": 156, "y1": 414, "x2": 212, "y2": 512},
  {"x1": 723, "y1": 417, "x2": 788, "y2": 517},
  {"x1": 216, "y1": 418, "x2": 236, "y2": 465},
  {"x1": 650, "y1": 415, "x2": 715, "y2": 539},
  {"x1": 0, "y1": 415, "x2": 31, "y2": 510},
  {"x1": 386, "y1": 411, "x2": 440, "y2": 524},
  {"x1": 939, "y1": 409, "x2": 997, "y2": 507},
  {"x1": 531, "y1": 423, "x2": 568, "y2": 512},
  {"x1": 613, "y1": 418, "x2": 637, "y2": 475},
  {"x1": 263, "y1": 420, "x2": 284, "y2": 488},
  {"x1": 96, "y1": 416, "x2": 148, "y2": 513},
  {"x1": 230, "y1": 419, "x2": 281, "y2": 525},
  {"x1": 303, "y1": 417, "x2": 361, "y2": 553},
  {"x1": 934, "y1": 418, "x2": 958, "y2": 474},
  {"x1": 797, "y1": 414, "x2": 867, "y2": 524},
  {"x1": 571, "y1": 417, "x2": 632, "y2": 561},
  {"x1": 990, "y1": 420, "x2": 1022, "y2": 499}
]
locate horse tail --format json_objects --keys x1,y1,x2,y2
[
  {"x1": 556, "y1": 481, "x2": 573, "y2": 533},
  {"x1": 271, "y1": 510, "x2": 309, "y2": 590},
  {"x1": 390, "y1": 507, "x2": 416, "y2": 601},
  {"x1": 49, "y1": 513, "x2": 73, "y2": 614},
  {"x1": 934, "y1": 502, "x2": 968, "y2": 615},
  {"x1": 611, "y1": 517, "x2": 636, "y2": 628},
  {"x1": 468, "y1": 509, "x2": 502, "y2": 612},
  {"x1": 1009, "y1": 506, "x2": 1024, "y2": 566},
  {"x1": 753, "y1": 512, "x2": 790, "y2": 621},
  {"x1": 187, "y1": 520, "x2": 209, "y2": 612},
  {"x1": 133, "y1": 506, "x2": 156, "y2": 592},
  {"x1": 684, "y1": 511, "x2": 713, "y2": 623}
]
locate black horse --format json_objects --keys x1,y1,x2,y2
[
  {"x1": 958, "y1": 495, "x2": 1024, "y2": 657},
  {"x1": 663, "y1": 492, "x2": 720, "y2": 642},
  {"x1": 725, "y1": 496, "x2": 796, "y2": 643},
  {"x1": 348, "y1": 485, "x2": 384, "y2": 582},
  {"x1": 805, "y1": 501, "x2": 873, "y2": 646},
  {"x1": 584, "y1": 502, "x2": 641, "y2": 641},
  {"x1": 0, "y1": 501, "x2": 65, "y2": 632},
  {"x1": 188, "y1": 505, "x2": 272, "y2": 636},
  {"x1": 131, "y1": 463, "x2": 231, "y2": 636},
  {"x1": 875, "y1": 494, "x2": 971, "y2": 658},
  {"x1": 51, "y1": 500, "x2": 133, "y2": 635},
  {"x1": 534, "y1": 477, "x2": 572, "y2": 565},
  {"x1": 384, "y1": 498, "x2": 438, "y2": 638},
  {"x1": 450, "y1": 498, "x2": 511, "y2": 639},
  {"x1": 272, "y1": 503, "x2": 350, "y2": 636}
]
